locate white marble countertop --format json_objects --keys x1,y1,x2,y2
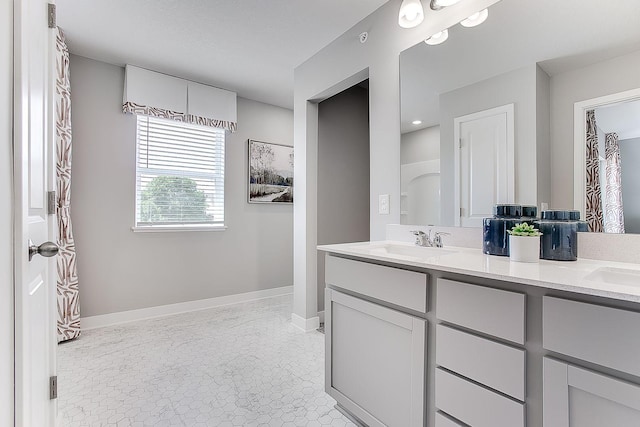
[{"x1": 317, "y1": 241, "x2": 640, "y2": 303}]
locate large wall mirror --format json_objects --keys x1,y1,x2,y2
[{"x1": 399, "y1": 0, "x2": 640, "y2": 233}]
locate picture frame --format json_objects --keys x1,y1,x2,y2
[{"x1": 248, "y1": 139, "x2": 294, "y2": 204}]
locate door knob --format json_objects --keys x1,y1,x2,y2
[{"x1": 28, "y1": 240, "x2": 59, "y2": 261}]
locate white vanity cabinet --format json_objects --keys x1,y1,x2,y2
[
  {"x1": 543, "y1": 296, "x2": 640, "y2": 426},
  {"x1": 324, "y1": 255, "x2": 428, "y2": 427},
  {"x1": 320, "y1": 244, "x2": 640, "y2": 427}
]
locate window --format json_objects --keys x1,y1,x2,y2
[{"x1": 135, "y1": 115, "x2": 225, "y2": 229}]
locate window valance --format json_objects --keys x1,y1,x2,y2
[{"x1": 123, "y1": 65, "x2": 237, "y2": 132}]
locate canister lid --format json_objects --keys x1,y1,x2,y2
[
  {"x1": 521, "y1": 205, "x2": 538, "y2": 218},
  {"x1": 540, "y1": 210, "x2": 581, "y2": 221},
  {"x1": 494, "y1": 204, "x2": 522, "y2": 218}
]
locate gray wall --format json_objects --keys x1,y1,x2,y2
[
  {"x1": 0, "y1": 0, "x2": 13, "y2": 422},
  {"x1": 293, "y1": 0, "x2": 500, "y2": 322},
  {"x1": 317, "y1": 85, "x2": 370, "y2": 312},
  {"x1": 70, "y1": 55, "x2": 294, "y2": 317},
  {"x1": 619, "y1": 138, "x2": 640, "y2": 233},
  {"x1": 401, "y1": 126, "x2": 440, "y2": 164},
  {"x1": 439, "y1": 65, "x2": 540, "y2": 225},
  {"x1": 550, "y1": 49, "x2": 640, "y2": 209}
]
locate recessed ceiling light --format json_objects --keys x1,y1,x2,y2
[
  {"x1": 425, "y1": 29, "x2": 449, "y2": 45},
  {"x1": 460, "y1": 9, "x2": 489, "y2": 27},
  {"x1": 412, "y1": 120, "x2": 423, "y2": 125},
  {"x1": 398, "y1": 0, "x2": 425, "y2": 29},
  {"x1": 430, "y1": 0, "x2": 462, "y2": 10}
]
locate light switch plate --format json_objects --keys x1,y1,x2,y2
[{"x1": 378, "y1": 194, "x2": 390, "y2": 215}]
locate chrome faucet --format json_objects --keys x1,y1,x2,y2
[
  {"x1": 432, "y1": 231, "x2": 450, "y2": 248},
  {"x1": 411, "y1": 229, "x2": 450, "y2": 248},
  {"x1": 411, "y1": 230, "x2": 433, "y2": 247}
]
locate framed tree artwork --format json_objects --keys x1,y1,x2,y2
[{"x1": 248, "y1": 139, "x2": 293, "y2": 204}]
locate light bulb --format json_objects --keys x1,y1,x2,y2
[
  {"x1": 399, "y1": 0, "x2": 425, "y2": 29},
  {"x1": 460, "y1": 9, "x2": 489, "y2": 27},
  {"x1": 412, "y1": 120, "x2": 423, "y2": 125},
  {"x1": 425, "y1": 29, "x2": 449, "y2": 45},
  {"x1": 430, "y1": 0, "x2": 462, "y2": 10}
]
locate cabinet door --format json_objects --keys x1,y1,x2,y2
[
  {"x1": 326, "y1": 288, "x2": 426, "y2": 427},
  {"x1": 544, "y1": 358, "x2": 640, "y2": 427}
]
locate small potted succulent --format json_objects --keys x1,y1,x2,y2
[{"x1": 507, "y1": 222, "x2": 542, "y2": 263}]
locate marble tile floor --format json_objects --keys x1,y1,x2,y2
[{"x1": 58, "y1": 294, "x2": 356, "y2": 427}]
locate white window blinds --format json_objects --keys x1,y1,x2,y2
[{"x1": 135, "y1": 115, "x2": 225, "y2": 227}]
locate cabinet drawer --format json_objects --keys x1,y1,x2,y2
[
  {"x1": 436, "y1": 279, "x2": 526, "y2": 344},
  {"x1": 435, "y1": 368, "x2": 525, "y2": 427},
  {"x1": 436, "y1": 324, "x2": 526, "y2": 401},
  {"x1": 543, "y1": 296, "x2": 640, "y2": 377},
  {"x1": 435, "y1": 412, "x2": 464, "y2": 427},
  {"x1": 325, "y1": 255, "x2": 428, "y2": 313}
]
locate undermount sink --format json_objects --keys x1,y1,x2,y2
[
  {"x1": 350, "y1": 243, "x2": 457, "y2": 259},
  {"x1": 584, "y1": 267, "x2": 640, "y2": 287}
]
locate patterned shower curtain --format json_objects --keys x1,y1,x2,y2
[
  {"x1": 604, "y1": 132, "x2": 625, "y2": 233},
  {"x1": 55, "y1": 28, "x2": 81, "y2": 342},
  {"x1": 584, "y1": 110, "x2": 604, "y2": 232}
]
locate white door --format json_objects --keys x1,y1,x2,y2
[
  {"x1": 14, "y1": 0, "x2": 58, "y2": 426},
  {"x1": 454, "y1": 104, "x2": 514, "y2": 227}
]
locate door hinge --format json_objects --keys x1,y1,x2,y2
[
  {"x1": 47, "y1": 191, "x2": 56, "y2": 215},
  {"x1": 459, "y1": 138, "x2": 463, "y2": 149},
  {"x1": 49, "y1": 376, "x2": 57, "y2": 399},
  {"x1": 47, "y1": 3, "x2": 56, "y2": 28},
  {"x1": 460, "y1": 207, "x2": 464, "y2": 216}
]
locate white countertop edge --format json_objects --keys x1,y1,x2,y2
[{"x1": 317, "y1": 241, "x2": 640, "y2": 304}]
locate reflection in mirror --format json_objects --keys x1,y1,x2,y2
[
  {"x1": 575, "y1": 93, "x2": 640, "y2": 234},
  {"x1": 400, "y1": 0, "x2": 640, "y2": 232}
]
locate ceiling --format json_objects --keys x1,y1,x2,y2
[
  {"x1": 596, "y1": 100, "x2": 640, "y2": 141},
  {"x1": 56, "y1": 0, "x2": 389, "y2": 109},
  {"x1": 400, "y1": 0, "x2": 640, "y2": 133}
]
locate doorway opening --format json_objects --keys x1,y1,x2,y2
[{"x1": 316, "y1": 80, "x2": 371, "y2": 321}]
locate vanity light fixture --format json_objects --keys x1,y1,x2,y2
[
  {"x1": 412, "y1": 120, "x2": 423, "y2": 125},
  {"x1": 429, "y1": 0, "x2": 462, "y2": 10},
  {"x1": 425, "y1": 29, "x2": 449, "y2": 45},
  {"x1": 398, "y1": 0, "x2": 425, "y2": 29},
  {"x1": 460, "y1": 8, "x2": 489, "y2": 27}
]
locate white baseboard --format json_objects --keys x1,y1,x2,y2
[
  {"x1": 81, "y1": 286, "x2": 293, "y2": 330},
  {"x1": 291, "y1": 313, "x2": 320, "y2": 332},
  {"x1": 318, "y1": 310, "x2": 325, "y2": 324}
]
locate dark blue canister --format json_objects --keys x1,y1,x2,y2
[
  {"x1": 483, "y1": 204, "x2": 534, "y2": 256},
  {"x1": 494, "y1": 204, "x2": 522, "y2": 218},
  {"x1": 521, "y1": 205, "x2": 538, "y2": 221},
  {"x1": 541, "y1": 210, "x2": 580, "y2": 221},
  {"x1": 483, "y1": 217, "x2": 520, "y2": 256},
  {"x1": 536, "y1": 210, "x2": 581, "y2": 261}
]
